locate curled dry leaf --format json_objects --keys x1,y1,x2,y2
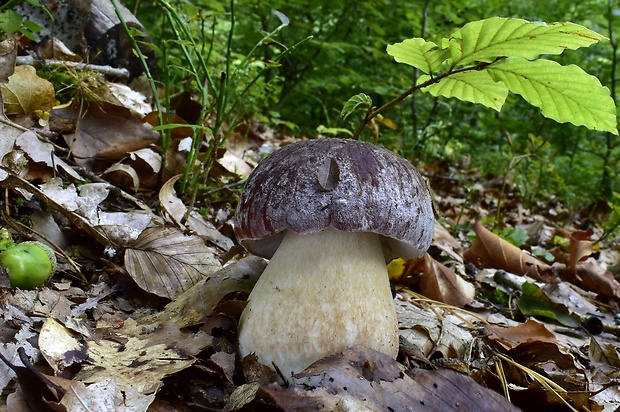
[
  {"x1": 554, "y1": 227, "x2": 594, "y2": 272},
  {"x1": 464, "y1": 221, "x2": 556, "y2": 281},
  {"x1": 419, "y1": 253, "x2": 475, "y2": 307},
  {"x1": 574, "y1": 258, "x2": 620, "y2": 298},
  {"x1": 160, "y1": 174, "x2": 234, "y2": 251},
  {"x1": 124, "y1": 226, "x2": 222, "y2": 299}
]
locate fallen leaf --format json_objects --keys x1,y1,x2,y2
[
  {"x1": 517, "y1": 282, "x2": 580, "y2": 327},
  {"x1": 38, "y1": 318, "x2": 87, "y2": 375},
  {"x1": 16, "y1": 130, "x2": 82, "y2": 180},
  {"x1": 60, "y1": 378, "x2": 156, "y2": 412},
  {"x1": 0, "y1": 347, "x2": 67, "y2": 412},
  {"x1": 419, "y1": 253, "x2": 475, "y2": 307},
  {"x1": 259, "y1": 346, "x2": 520, "y2": 412},
  {"x1": 1, "y1": 65, "x2": 55, "y2": 115},
  {"x1": 484, "y1": 319, "x2": 559, "y2": 350},
  {"x1": 464, "y1": 221, "x2": 556, "y2": 281},
  {"x1": 75, "y1": 318, "x2": 212, "y2": 394},
  {"x1": 160, "y1": 174, "x2": 234, "y2": 251},
  {"x1": 574, "y1": 258, "x2": 620, "y2": 298},
  {"x1": 57, "y1": 102, "x2": 159, "y2": 170},
  {"x1": 141, "y1": 256, "x2": 265, "y2": 327},
  {"x1": 124, "y1": 226, "x2": 222, "y2": 299}
]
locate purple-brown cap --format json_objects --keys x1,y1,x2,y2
[{"x1": 234, "y1": 138, "x2": 434, "y2": 261}]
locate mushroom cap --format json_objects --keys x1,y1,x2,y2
[{"x1": 234, "y1": 138, "x2": 434, "y2": 261}]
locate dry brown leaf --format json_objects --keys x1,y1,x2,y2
[
  {"x1": 464, "y1": 221, "x2": 556, "y2": 281},
  {"x1": 259, "y1": 346, "x2": 520, "y2": 412},
  {"x1": 1, "y1": 65, "x2": 55, "y2": 115},
  {"x1": 396, "y1": 299, "x2": 475, "y2": 360},
  {"x1": 141, "y1": 256, "x2": 266, "y2": 327},
  {"x1": 433, "y1": 221, "x2": 464, "y2": 263},
  {"x1": 484, "y1": 319, "x2": 559, "y2": 350},
  {"x1": 574, "y1": 259, "x2": 620, "y2": 298},
  {"x1": 57, "y1": 101, "x2": 159, "y2": 170},
  {"x1": 555, "y1": 227, "x2": 595, "y2": 272},
  {"x1": 419, "y1": 253, "x2": 474, "y2": 307},
  {"x1": 16, "y1": 131, "x2": 83, "y2": 181},
  {"x1": 507, "y1": 341, "x2": 587, "y2": 391},
  {"x1": 124, "y1": 226, "x2": 222, "y2": 299}
]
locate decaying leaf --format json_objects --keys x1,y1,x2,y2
[
  {"x1": 484, "y1": 319, "x2": 559, "y2": 350},
  {"x1": 573, "y1": 258, "x2": 620, "y2": 298},
  {"x1": 60, "y1": 378, "x2": 156, "y2": 412},
  {"x1": 419, "y1": 253, "x2": 475, "y2": 307},
  {"x1": 39, "y1": 318, "x2": 88, "y2": 375},
  {"x1": 141, "y1": 256, "x2": 266, "y2": 327},
  {"x1": 396, "y1": 298, "x2": 475, "y2": 359},
  {"x1": 75, "y1": 318, "x2": 212, "y2": 394},
  {"x1": 160, "y1": 174, "x2": 234, "y2": 251},
  {"x1": 1, "y1": 65, "x2": 55, "y2": 115},
  {"x1": 257, "y1": 346, "x2": 520, "y2": 412},
  {"x1": 124, "y1": 226, "x2": 222, "y2": 299},
  {"x1": 464, "y1": 221, "x2": 556, "y2": 281},
  {"x1": 57, "y1": 101, "x2": 159, "y2": 170},
  {"x1": 39, "y1": 178, "x2": 152, "y2": 246}
]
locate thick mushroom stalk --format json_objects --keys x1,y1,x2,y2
[{"x1": 238, "y1": 227, "x2": 398, "y2": 381}]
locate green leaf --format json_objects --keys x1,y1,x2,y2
[
  {"x1": 419, "y1": 71, "x2": 508, "y2": 111},
  {"x1": 341, "y1": 93, "x2": 372, "y2": 120},
  {"x1": 517, "y1": 282, "x2": 580, "y2": 327},
  {"x1": 448, "y1": 17, "x2": 607, "y2": 66},
  {"x1": 386, "y1": 38, "x2": 450, "y2": 74},
  {"x1": 487, "y1": 58, "x2": 618, "y2": 134},
  {"x1": 0, "y1": 10, "x2": 23, "y2": 34},
  {"x1": 317, "y1": 125, "x2": 353, "y2": 137}
]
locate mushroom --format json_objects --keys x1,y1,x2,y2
[{"x1": 234, "y1": 138, "x2": 434, "y2": 381}]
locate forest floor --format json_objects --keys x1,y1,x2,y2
[{"x1": 0, "y1": 109, "x2": 619, "y2": 411}]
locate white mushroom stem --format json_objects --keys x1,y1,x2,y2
[{"x1": 238, "y1": 227, "x2": 398, "y2": 382}]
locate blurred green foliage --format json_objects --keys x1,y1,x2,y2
[{"x1": 127, "y1": 0, "x2": 620, "y2": 211}]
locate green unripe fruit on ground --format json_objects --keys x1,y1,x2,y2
[{"x1": 0, "y1": 241, "x2": 57, "y2": 289}]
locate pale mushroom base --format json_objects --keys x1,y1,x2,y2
[{"x1": 237, "y1": 227, "x2": 399, "y2": 382}]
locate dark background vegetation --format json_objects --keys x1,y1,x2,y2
[{"x1": 126, "y1": 0, "x2": 620, "y2": 211}]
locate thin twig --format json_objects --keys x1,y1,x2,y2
[{"x1": 15, "y1": 56, "x2": 130, "y2": 78}]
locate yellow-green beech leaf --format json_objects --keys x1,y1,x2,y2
[
  {"x1": 387, "y1": 38, "x2": 450, "y2": 74},
  {"x1": 341, "y1": 93, "x2": 372, "y2": 120},
  {"x1": 448, "y1": 17, "x2": 607, "y2": 66},
  {"x1": 419, "y1": 71, "x2": 508, "y2": 111},
  {"x1": 487, "y1": 57, "x2": 618, "y2": 135}
]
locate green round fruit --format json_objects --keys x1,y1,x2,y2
[{"x1": 0, "y1": 241, "x2": 56, "y2": 289}]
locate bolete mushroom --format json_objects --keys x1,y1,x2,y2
[{"x1": 234, "y1": 138, "x2": 434, "y2": 381}]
